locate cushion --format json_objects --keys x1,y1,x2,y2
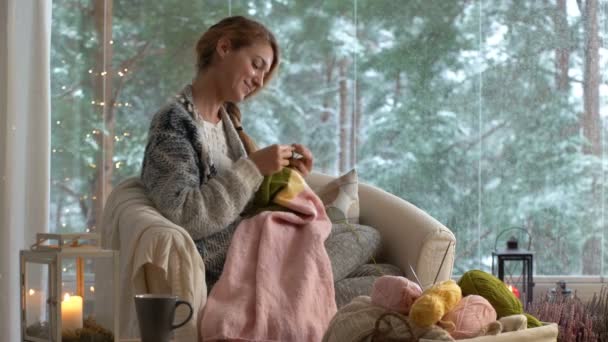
[
  {"x1": 324, "y1": 223, "x2": 382, "y2": 282},
  {"x1": 347, "y1": 263, "x2": 404, "y2": 278},
  {"x1": 315, "y1": 169, "x2": 359, "y2": 223},
  {"x1": 334, "y1": 276, "x2": 377, "y2": 308}
]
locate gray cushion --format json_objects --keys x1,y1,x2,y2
[
  {"x1": 325, "y1": 223, "x2": 382, "y2": 282},
  {"x1": 346, "y1": 263, "x2": 404, "y2": 278},
  {"x1": 334, "y1": 276, "x2": 377, "y2": 308}
]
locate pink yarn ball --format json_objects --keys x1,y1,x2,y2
[
  {"x1": 370, "y1": 275, "x2": 422, "y2": 314},
  {"x1": 441, "y1": 295, "x2": 497, "y2": 339}
]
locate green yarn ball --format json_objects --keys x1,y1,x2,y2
[
  {"x1": 524, "y1": 313, "x2": 542, "y2": 328},
  {"x1": 457, "y1": 270, "x2": 541, "y2": 329}
]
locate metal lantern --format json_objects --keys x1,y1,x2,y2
[
  {"x1": 20, "y1": 233, "x2": 119, "y2": 342},
  {"x1": 492, "y1": 228, "x2": 534, "y2": 309}
]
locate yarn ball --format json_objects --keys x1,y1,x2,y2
[
  {"x1": 370, "y1": 276, "x2": 423, "y2": 314},
  {"x1": 498, "y1": 314, "x2": 527, "y2": 332},
  {"x1": 457, "y1": 270, "x2": 542, "y2": 328},
  {"x1": 524, "y1": 313, "x2": 542, "y2": 328},
  {"x1": 482, "y1": 321, "x2": 503, "y2": 336},
  {"x1": 441, "y1": 295, "x2": 497, "y2": 339},
  {"x1": 410, "y1": 280, "x2": 462, "y2": 327}
]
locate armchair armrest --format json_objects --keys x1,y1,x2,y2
[
  {"x1": 306, "y1": 172, "x2": 456, "y2": 289},
  {"x1": 101, "y1": 178, "x2": 204, "y2": 342}
]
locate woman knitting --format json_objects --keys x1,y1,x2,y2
[
  {"x1": 141, "y1": 15, "x2": 313, "y2": 290},
  {"x1": 141, "y1": 16, "x2": 387, "y2": 303}
]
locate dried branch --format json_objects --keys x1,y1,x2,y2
[
  {"x1": 54, "y1": 183, "x2": 89, "y2": 219},
  {"x1": 110, "y1": 41, "x2": 151, "y2": 119},
  {"x1": 576, "y1": 0, "x2": 586, "y2": 21},
  {"x1": 440, "y1": 121, "x2": 508, "y2": 155}
]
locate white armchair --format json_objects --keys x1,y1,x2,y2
[{"x1": 101, "y1": 172, "x2": 456, "y2": 341}]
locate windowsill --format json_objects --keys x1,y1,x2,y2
[{"x1": 453, "y1": 275, "x2": 607, "y2": 301}]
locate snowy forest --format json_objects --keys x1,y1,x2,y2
[{"x1": 50, "y1": 0, "x2": 607, "y2": 276}]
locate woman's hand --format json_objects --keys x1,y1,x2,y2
[
  {"x1": 288, "y1": 143, "x2": 314, "y2": 177},
  {"x1": 249, "y1": 144, "x2": 294, "y2": 176}
]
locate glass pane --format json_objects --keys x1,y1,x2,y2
[
  {"x1": 61, "y1": 256, "x2": 116, "y2": 339},
  {"x1": 110, "y1": 0, "x2": 229, "y2": 185},
  {"x1": 51, "y1": 0, "x2": 110, "y2": 233},
  {"x1": 50, "y1": 0, "x2": 608, "y2": 277},
  {"x1": 24, "y1": 262, "x2": 50, "y2": 339},
  {"x1": 231, "y1": 0, "x2": 355, "y2": 174},
  {"x1": 601, "y1": 0, "x2": 608, "y2": 279},
  {"x1": 480, "y1": 0, "x2": 606, "y2": 276},
  {"x1": 356, "y1": 1, "x2": 482, "y2": 274}
]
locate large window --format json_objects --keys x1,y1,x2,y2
[{"x1": 51, "y1": 0, "x2": 608, "y2": 276}]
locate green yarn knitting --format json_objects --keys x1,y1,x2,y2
[
  {"x1": 457, "y1": 270, "x2": 542, "y2": 329},
  {"x1": 253, "y1": 168, "x2": 292, "y2": 207}
]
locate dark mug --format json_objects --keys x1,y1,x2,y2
[{"x1": 134, "y1": 294, "x2": 193, "y2": 342}]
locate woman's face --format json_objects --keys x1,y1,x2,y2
[{"x1": 217, "y1": 41, "x2": 274, "y2": 102}]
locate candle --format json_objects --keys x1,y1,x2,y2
[
  {"x1": 26, "y1": 289, "x2": 42, "y2": 323},
  {"x1": 507, "y1": 284, "x2": 520, "y2": 299},
  {"x1": 61, "y1": 293, "x2": 83, "y2": 331}
]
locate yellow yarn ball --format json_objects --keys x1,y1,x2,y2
[{"x1": 410, "y1": 280, "x2": 462, "y2": 327}]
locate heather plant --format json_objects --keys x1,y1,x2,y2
[
  {"x1": 586, "y1": 286, "x2": 608, "y2": 341},
  {"x1": 527, "y1": 291, "x2": 597, "y2": 342}
]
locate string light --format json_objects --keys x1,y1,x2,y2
[{"x1": 54, "y1": 52, "x2": 139, "y2": 229}]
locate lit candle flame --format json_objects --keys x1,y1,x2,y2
[
  {"x1": 64, "y1": 293, "x2": 71, "y2": 301},
  {"x1": 90, "y1": 286, "x2": 95, "y2": 293},
  {"x1": 29, "y1": 289, "x2": 35, "y2": 296}
]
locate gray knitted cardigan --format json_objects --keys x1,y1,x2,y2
[{"x1": 140, "y1": 85, "x2": 263, "y2": 288}]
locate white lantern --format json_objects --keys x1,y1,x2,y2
[{"x1": 20, "y1": 233, "x2": 119, "y2": 341}]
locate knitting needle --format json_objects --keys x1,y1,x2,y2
[
  {"x1": 407, "y1": 263, "x2": 423, "y2": 289},
  {"x1": 433, "y1": 241, "x2": 453, "y2": 285}
]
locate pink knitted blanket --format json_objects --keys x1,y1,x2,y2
[{"x1": 199, "y1": 171, "x2": 337, "y2": 341}]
